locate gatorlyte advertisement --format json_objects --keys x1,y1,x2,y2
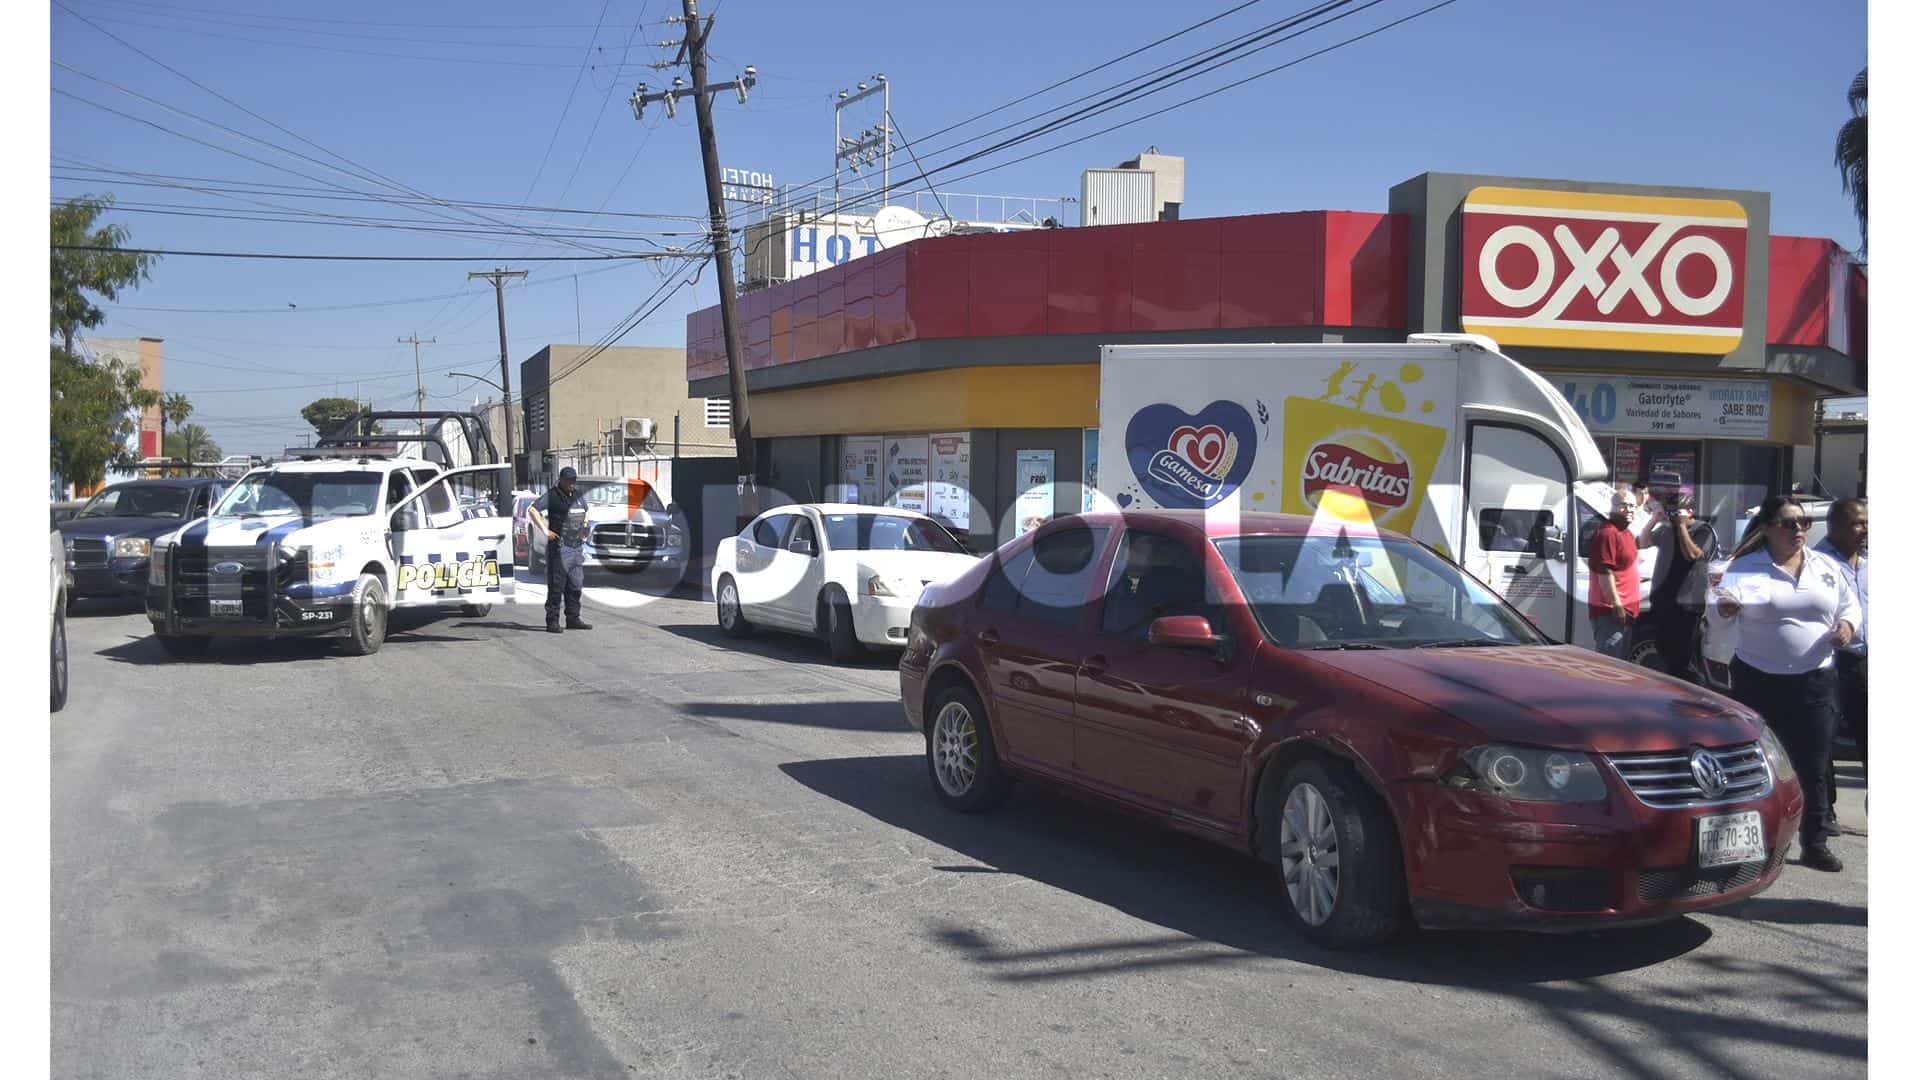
[{"x1": 1102, "y1": 348, "x2": 1457, "y2": 537}]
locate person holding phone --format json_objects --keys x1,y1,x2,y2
[{"x1": 1709, "y1": 494, "x2": 1859, "y2": 872}]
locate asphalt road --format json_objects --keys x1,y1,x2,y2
[{"x1": 53, "y1": 577, "x2": 1868, "y2": 1080}]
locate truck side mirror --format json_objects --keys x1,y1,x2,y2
[{"x1": 1541, "y1": 525, "x2": 1567, "y2": 562}]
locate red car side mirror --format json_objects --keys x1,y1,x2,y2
[{"x1": 1147, "y1": 615, "x2": 1222, "y2": 651}]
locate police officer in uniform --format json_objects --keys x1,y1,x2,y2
[{"x1": 526, "y1": 467, "x2": 593, "y2": 634}]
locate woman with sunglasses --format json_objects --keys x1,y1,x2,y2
[{"x1": 1709, "y1": 493, "x2": 1860, "y2": 872}]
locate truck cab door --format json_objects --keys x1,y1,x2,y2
[
  {"x1": 1462, "y1": 423, "x2": 1574, "y2": 642},
  {"x1": 386, "y1": 464, "x2": 516, "y2": 609}
]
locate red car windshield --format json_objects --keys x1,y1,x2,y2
[{"x1": 1212, "y1": 532, "x2": 1547, "y2": 650}]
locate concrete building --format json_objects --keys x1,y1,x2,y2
[
  {"x1": 83, "y1": 336, "x2": 164, "y2": 494},
  {"x1": 683, "y1": 169, "x2": 1866, "y2": 552},
  {"x1": 518, "y1": 344, "x2": 734, "y2": 490}
]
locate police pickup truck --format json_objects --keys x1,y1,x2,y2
[{"x1": 145, "y1": 412, "x2": 516, "y2": 657}]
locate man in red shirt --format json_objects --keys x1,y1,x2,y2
[{"x1": 1588, "y1": 489, "x2": 1640, "y2": 659}]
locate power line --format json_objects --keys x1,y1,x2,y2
[
  {"x1": 732, "y1": 0, "x2": 1439, "y2": 263},
  {"x1": 53, "y1": 244, "x2": 682, "y2": 262},
  {"x1": 54, "y1": 1, "x2": 630, "y2": 255},
  {"x1": 83, "y1": 0, "x2": 620, "y2": 31},
  {"x1": 101, "y1": 260, "x2": 642, "y2": 314},
  {"x1": 51, "y1": 164, "x2": 707, "y2": 220},
  {"x1": 67, "y1": 12, "x2": 658, "y2": 71}
]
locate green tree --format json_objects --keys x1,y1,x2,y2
[
  {"x1": 51, "y1": 348, "x2": 157, "y2": 487},
  {"x1": 50, "y1": 195, "x2": 160, "y2": 488},
  {"x1": 161, "y1": 392, "x2": 194, "y2": 476},
  {"x1": 164, "y1": 424, "x2": 221, "y2": 465},
  {"x1": 1835, "y1": 66, "x2": 1866, "y2": 254},
  {"x1": 302, "y1": 396, "x2": 376, "y2": 436}
]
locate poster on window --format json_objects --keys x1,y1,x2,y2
[
  {"x1": 1645, "y1": 448, "x2": 1699, "y2": 503},
  {"x1": 1611, "y1": 440, "x2": 1642, "y2": 486},
  {"x1": 884, "y1": 436, "x2": 930, "y2": 512},
  {"x1": 927, "y1": 432, "x2": 971, "y2": 528},
  {"x1": 1015, "y1": 449, "x2": 1055, "y2": 535},
  {"x1": 840, "y1": 436, "x2": 881, "y2": 505},
  {"x1": 1081, "y1": 429, "x2": 1099, "y2": 512}
]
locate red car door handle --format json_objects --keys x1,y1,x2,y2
[
  {"x1": 1081, "y1": 655, "x2": 1108, "y2": 676},
  {"x1": 976, "y1": 629, "x2": 1000, "y2": 648}
]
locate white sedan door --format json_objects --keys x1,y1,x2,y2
[{"x1": 771, "y1": 511, "x2": 828, "y2": 627}]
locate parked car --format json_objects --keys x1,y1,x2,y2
[
  {"x1": 527, "y1": 477, "x2": 685, "y2": 577},
  {"x1": 509, "y1": 490, "x2": 540, "y2": 567},
  {"x1": 58, "y1": 478, "x2": 226, "y2": 610},
  {"x1": 714, "y1": 503, "x2": 980, "y2": 661},
  {"x1": 51, "y1": 529, "x2": 69, "y2": 713},
  {"x1": 899, "y1": 511, "x2": 1803, "y2": 948}
]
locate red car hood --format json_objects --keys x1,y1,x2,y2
[{"x1": 1302, "y1": 645, "x2": 1764, "y2": 754}]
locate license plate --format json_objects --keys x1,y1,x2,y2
[
  {"x1": 209, "y1": 599, "x2": 242, "y2": 618},
  {"x1": 1696, "y1": 811, "x2": 1765, "y2": 868}
]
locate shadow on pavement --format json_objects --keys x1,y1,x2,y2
[
  {"x1": 680, "y1": 699, "x2": 911, "y2": 734},
  {"x1": 783, "y1": 753, "x2": 1867, "y2": 1075},
  {"x1": 778, "y1": 753, "x2": 1710, "y2": 982},
  {"x1": 1725, "y1": 897, "x2": 1867, "y2": 927},
  {"x1": 97, "y1": 633, "x2": 341, "y2": 666},
  {"x1": 654, "y1": 622, "x2": 903, "y2": 670}
]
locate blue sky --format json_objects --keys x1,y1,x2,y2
[{"x1": 50, "y1": 0, "x2": 1868, "y2": 454}]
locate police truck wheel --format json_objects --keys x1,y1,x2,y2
[
  {"x1": 822, "y1": 587, "x2": 863, "y2": 663},
  {"x1": 51, "y1": 604, "x2": 69, "y2": 713},
  {"x1": 716, "y1": 575, "x2": 753, "y2": 637},
  {"x1": 342, "y1": 573, "x2": 388, "y2": 656},
  {"x1": 460, "y1": 603, "x2": 491, "y2": 618},
  {"x1": 155, "y1": 633, "x2": 211, "y2": 658}
]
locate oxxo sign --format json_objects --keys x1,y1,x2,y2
[{"x1": 1460, "y1": 187, "x2": 1748, "y2": 355}]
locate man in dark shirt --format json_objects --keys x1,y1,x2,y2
[
  {"x1": 525, "y1": 467, "x2": 592, "y2": 634},
  {"x1": 1588, "y1": 490, "x2": 1639, "y2": 659},
  {"x1": 1649, "y1": 494, "x2": 1717, "y2": 679}
]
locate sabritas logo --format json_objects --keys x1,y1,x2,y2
[
  {"x1": 1280, "y1": 397, "x2": 1448, "y2": 534},
  {"x1": 1301, "y1": 435, "x2": 1414, "y2": 510}
]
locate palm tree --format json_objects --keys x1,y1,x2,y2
[
  {"x1": 164, "y1": 423, "x2": 220, "y2": 468},
  {"x1": 161, "y1": 392, "x2": 192, "y2": 476},
  {"x1": 1835, "y1": 67, "x2": 1866, "y2": 255}
]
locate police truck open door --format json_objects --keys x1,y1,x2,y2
[{"x1": 385, "y1": 464, "x2": 516, "y2": 609}]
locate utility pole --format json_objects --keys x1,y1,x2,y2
[
  {"x1": 835, "y1": 75, "x2": 892, "y2": 211},
  {"x1": 398, "y1": 333, "x2": 435, "y2": 411},
  {"x1": 468, "y1": 268, "x2": 527, "y2": 488},
  {"x1": 632, "y1": 0, "x2": 758, "y2": 522}
]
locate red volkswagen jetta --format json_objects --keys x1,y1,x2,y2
[{"x1": 899, "y1": 511, "x2": 1803, "y2": 948}]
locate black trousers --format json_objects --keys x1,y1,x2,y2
[
  {"x1": 1837, "y1": 650, "x2": 1867, "y2": 779},
  {"x1": 1652, "y1": 602, "x2": 1698, "y2": 682},
  {"x1": 1730, "y1": 658, "x2": 1837, "y2": 848},
  {"x1": 544, "y1": 542, "x2": 583, "y2": 621}
]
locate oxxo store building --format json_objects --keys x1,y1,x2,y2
[{"x1": 685, "y1": 171, "x2": 1866, "y2": 549}]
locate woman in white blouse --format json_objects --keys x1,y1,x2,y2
[{"x1": 1710, "y1": 494, "x2": 1859, "y2": 872}]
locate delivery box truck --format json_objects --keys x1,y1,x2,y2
[{"x1": 1098, "y1": 334, "x2": 1651, "y2": 652}]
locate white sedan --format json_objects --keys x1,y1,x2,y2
[{"x1": 712, "y1": 504, "x2": 979, "y2": 661}]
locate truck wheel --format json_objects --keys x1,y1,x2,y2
[
  {"x1": 460, "y1": 603, "x2": 492, "y2": 618},
  {"x1": 155, "y1": 633, "x2": 211, "y2": 659},
  {"x1": 1271, "y1": 758, "x2": 1406, "y2": 950},
  {"x1": 51, "y1": 604, "x2": 69, "y2": 712},
  {"x1": 341, "y1": 573, "x2": 388, "y2": 656},
  {"x1": 716, "y1": 575, "x2": 753, "y2": 638},
  {"x1": 822, "y1": 587, "x2": 864, "y2": 663}
]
